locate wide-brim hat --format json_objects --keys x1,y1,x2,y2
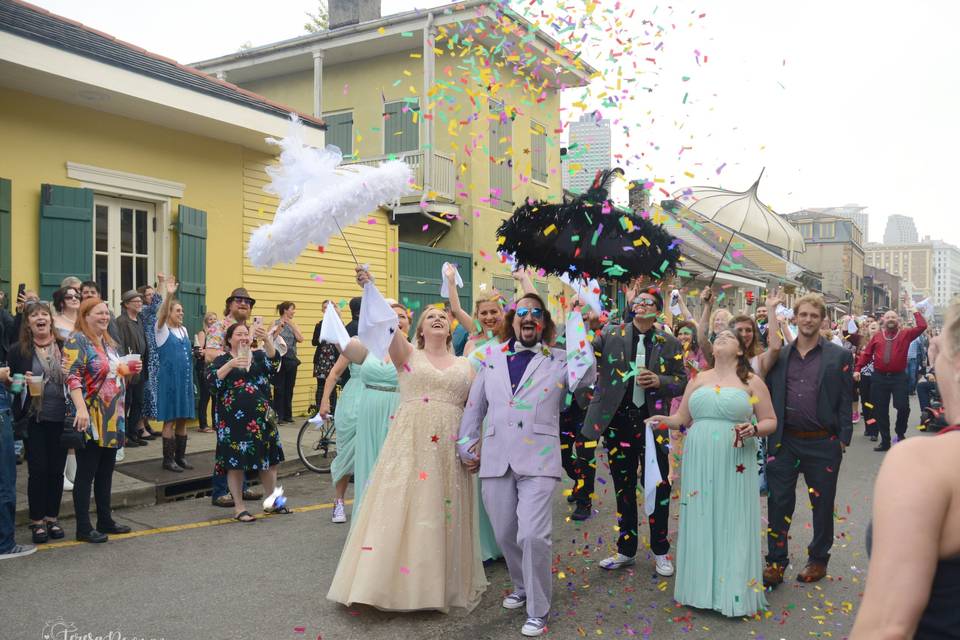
[{"x1": 226, "y1": 287, "x2": 256, "y2": 307}]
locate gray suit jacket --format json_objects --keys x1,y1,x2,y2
[
  {"x1": 582, "y1": 322, "x2": 688, "y2": 439},
  {"x1": 458, "y1": 343, "x2": 597, "y2": 479},
  {"x1": 765, "y1": 338, "x2": 854, "y2": 449}
]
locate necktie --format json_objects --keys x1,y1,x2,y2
[
  {"x1": 882, "y1": 335, "x2": 894, "y2": 366},
  {"x1": 633, "y1": 335, "x2": 646, "y2": 408}
]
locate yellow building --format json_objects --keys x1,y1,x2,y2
[
  {"x1": 0, "y1": 0, "x2": 397, "y2": 415},
  {"x1": 193, "y1": 0, "x2": 596, "y2": 317},
  {"x1": 865, "y1": 242, "x2": 934, "y2": 300}
]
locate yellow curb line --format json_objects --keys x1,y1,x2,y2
[{"x1": 39, "y1": 499, "x2": 353, "y2": 551}]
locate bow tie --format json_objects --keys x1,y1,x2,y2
[{"x1": 511, "y1": 342, "x2": 542, "y2": 354}]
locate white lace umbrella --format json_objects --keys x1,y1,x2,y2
[
  {"x1": 671, "y1": 171, "x2": 804, "y2": 284},
  {"x1": 247, "y1": 116, "x2": 412, "y2": 268}
]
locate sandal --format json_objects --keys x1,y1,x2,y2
[
  {"x1": 212, "y1": 495, "x2": 235, "y2": 508},
  {"x1": 233, "y1": 511, "x2": 257, "y2": 523},
  {"x1": 197, "y1": 427, "x2": 214, "y2": 433},
  {"x1": 264, "y1": 505, "x2": 293, "y2": 515},
  {"x1": 28, "y1": 523, "x2": 49, "y2": 544},
  {"x1": 46, "y1": 521, "x2": 65, "y2": 540}
]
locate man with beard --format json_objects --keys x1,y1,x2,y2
[
  {"x1": 204, "y1": 288, "x2": 261, "y2": 507},
  {"x1": 764, "y1": 294, "x2": 853, "y2": 586},
  {"x1": 855, "y1": 304, "x2": 927, "y2": 451},
  {"x1": 755, "y1": 304, "x2": 770, "y2": 349},
  {"x1": 459, "y1": 293, "x2": 595, "y2": 637},
  {"x1": 582, "y1": 287, "x2": 687, "y2": 577}
]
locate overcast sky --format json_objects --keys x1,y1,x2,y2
[{"x1": 32, "y1": 0, "x2": 958, "y2": 245}]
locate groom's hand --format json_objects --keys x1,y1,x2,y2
[{"x1": 463, "y1": 442, "x2": 481, "y2": 473}]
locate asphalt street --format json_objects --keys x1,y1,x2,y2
[{"x1": 2, "y1": 398, "x2": 924, "y2": 640}]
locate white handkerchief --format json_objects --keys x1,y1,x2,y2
[
  {"x1": 847, "y1": 318, "x2": 858, "y2": 334},
  {"x1": 564, "y1": 310, "x2": 595, "y2": 389},
  {"x1": 644, "y1": 421, "x2": 663, "y2": 516},
  {"x1": 440, "y1": 262, "x2": 464, "y2": 299},
  {"x1": 319, "y1": 301, "x2": 350, "y2": 349},
  {"x1": 560, "y1": 273, "x2": 603, "y2": 313},
  {"x1": 358, "y1": 282, "x2": 399, "y2": 360},
  {"x1": 916, "y1": 298, "x2": 934, "y2": 320}
]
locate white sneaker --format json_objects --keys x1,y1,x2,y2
[
  {"x1": 521, "y1": 617, "x2": 547, "y2": 637},
  {"x1": 0, "y1": 543, "x2": 37, "y2": 560},
  {"x1": 62, "y1": 474, "x2": 73, "y2": 492},
  {"x1": 599, "y1": 553, "x2": 635, "y2": 570},
  {"x1": 501, "y1": 592, "x2": 527, "y2": 609},
  {"x1": 331, "y1": 500, "x2": 346, "y2": 523},
  {"x1": 655, "y1": 553, "x2": 675, "y2": 576},
  {"x1": 115, "y1": 446, "x2": 125, "y2": 463}
]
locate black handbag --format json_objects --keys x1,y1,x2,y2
[
  {"x1": 60, "y1": 420, "x2": 85, "y2": 450},
  {"x1": 12, "y1": 413, "x2": 31, "y2": 441}
]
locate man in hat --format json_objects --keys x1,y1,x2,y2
[
  {"x1": 117, "y1": 290, "x2": 150, "y2": 446},
  {"x1": 581, "y1": 286, "x2": 687, "y2": 577},
  {"x1": 204, "y1": 287, "x2": 261, "y2": 507}
]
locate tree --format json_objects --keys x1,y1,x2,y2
[{"x1": 304, "y1": 1, "x2": 329, "y2": 33}]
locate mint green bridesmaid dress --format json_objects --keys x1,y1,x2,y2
[{"x1": 674, "y1": 386, "x2": 768, "y2": 617}]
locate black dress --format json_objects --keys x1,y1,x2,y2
[{"x1": 208, "y1": 350, "x2": 284, "y2": 474}]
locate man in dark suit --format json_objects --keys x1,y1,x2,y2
[
  {"x1": 764, "y1": 293, "x2": 853, "y2": 586},
  {"x1": 581, "y1": 286, "x2": 687, "y2": 576}
]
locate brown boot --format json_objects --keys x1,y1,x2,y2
[
  {"x1": 174, "y1": 435, "x2": 194, "y2": 470},
  {"x1": 763, "y1": 562, "x2": 786, "y2": 587},
  {"x1": 162, "y1": 437, "x2": 183, "y2": 473},
  {"x1": 797, "y1": 560, "x2": 828, "y2": 583}
]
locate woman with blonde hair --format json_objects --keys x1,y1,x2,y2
[
  {"x1": 329, "y1": 266, "x2": 486, "y2": 613},
  {"x1": 154, "y1": 275, "x2": 196, "y2": 472},
  {"x1": 851, "y1": 302, "x2": 960, "y2": 639},
  {"x1": 64, "y1": 297, "x2": 142, "y2": 543},
  {"x1": 446, "y1": 266, "x2": 537, "y2": 358}
]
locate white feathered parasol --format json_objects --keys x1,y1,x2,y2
[{"x1": 247, "y1": 116, "x2": 413, "y2": 268}]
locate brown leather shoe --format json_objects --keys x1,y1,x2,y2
[
  {"x1": 762, "y1": 563, "x2": 786, "y2": 587},
  {"x1": 797, "y1": 560, "x2": 828, "y2": 583}
]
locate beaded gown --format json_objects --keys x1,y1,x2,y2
[{"x1": 327, "y1": 349, "x2": 487, "y2": 612}]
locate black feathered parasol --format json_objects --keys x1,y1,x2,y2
[{"x1": 496, "y1": 169, "x2": 681, "y2": 281}]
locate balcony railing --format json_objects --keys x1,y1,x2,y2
[{"x1": 344, "y1": 150, "x2": 455, "y2": 203}]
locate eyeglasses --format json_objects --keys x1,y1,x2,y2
[{"x1": 515, "y1": 307, "x2": 543, "y2": 319}]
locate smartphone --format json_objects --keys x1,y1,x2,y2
[
  {"x1": 17, "y1": 283, "x2": 25, "y2": 298},
  {"x1": 251, "y1": 316, "x2": 263, "y2": 348}
]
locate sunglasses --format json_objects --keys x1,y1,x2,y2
[
  {"x1": 233, "y1": 298, "x2": 254, "y2": 306},
  {"x1": 63, "y1": 294, "x2": 81, "y2": 301},
  {"x1": 515, "y1": 307, "x2": 543, "y2": 319},
  {"x1": 633, "y1": 298, "x2": 657, "y2": 307}
]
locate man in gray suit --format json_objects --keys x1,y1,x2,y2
[
  {"x1": 582, "y1": 287, "x2": 687, "y2": 576},
  {"x1": 763, "y1": 293, "x2": 853, "y2": 587},
  {"x1": 459, "y1": 293, "x2": 596, "y2": 638}
]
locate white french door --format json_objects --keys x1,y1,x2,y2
[{"x1": 93, "y1": 196, "x2": 156, "y2": 313}]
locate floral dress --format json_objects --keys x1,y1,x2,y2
[
  {"x1": 63, "y1": 334, "x2": 126, "y2": 448},
  {"x1": 208, "y1": 350, "x2": 284, "y2": 473}
]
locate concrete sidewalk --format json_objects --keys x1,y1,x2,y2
[{"x1": 13, "y1": 417, "x2": 323, "y2": 524}]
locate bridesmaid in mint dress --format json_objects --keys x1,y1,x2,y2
[
  {"x1": 647, "y1": 329, "x2": 777, "y2": 617},
  {"x1": 324, "y1": 359, "x2": 362, "y2": 523},
  {"x1": 352, "y1": 353, "x2": 400, "y2": 510}
]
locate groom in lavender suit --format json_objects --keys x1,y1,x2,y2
[{"x1": 459, "y1": 293, "x2": 596, "y2": 638}]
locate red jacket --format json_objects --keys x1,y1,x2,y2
[{"x1": 855, "y1": 312, "x2": 927, "y2": 374}]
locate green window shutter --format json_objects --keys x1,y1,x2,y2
[
  {"x1": 177, "y1": 205, "x2": 207, "y2": 336},
  {"x1": 489, "y1": 100, "x2": 513, "y2": 212},
  {"x1": 397, "y1": 243, "x2": 471, "y2": 330},
  {"x1": 384, "y1": 99, "x2": 419, "y2": 155},
  {"x1": 531, "y1": 123, "x2": 547, "y2": 183},
  {"x1": 0, "y1": 178, "x2": 10, "y2": 306},
  {"x1": 39, "y1": 184, "x2": 94, "y2": 299},
  {"x1": 324, "y1": 111, "x2": 354, "y2": 157}
]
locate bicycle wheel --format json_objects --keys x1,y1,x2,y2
[{"x1": 296, "y1": 417, "x2": 337, "y2": 473}]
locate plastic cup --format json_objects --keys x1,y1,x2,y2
[{"x1": 27, "y1": 375, "x2": 43, "y2": 397}]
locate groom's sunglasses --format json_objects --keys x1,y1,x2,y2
[{"x1": 515, "y1": 307, "x2": 543, "y2": 319}]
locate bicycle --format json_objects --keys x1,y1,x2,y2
[{"x1": 296, "y1": 402, "x2": 337, "y2": 473}]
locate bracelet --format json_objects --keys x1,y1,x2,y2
[{"x1": 752, "y1": 425, "x2": 759, "y2": 437}]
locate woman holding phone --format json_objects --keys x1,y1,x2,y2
[{"x1": 207, "y1": 321, "x2": 287, "y2": 523}]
